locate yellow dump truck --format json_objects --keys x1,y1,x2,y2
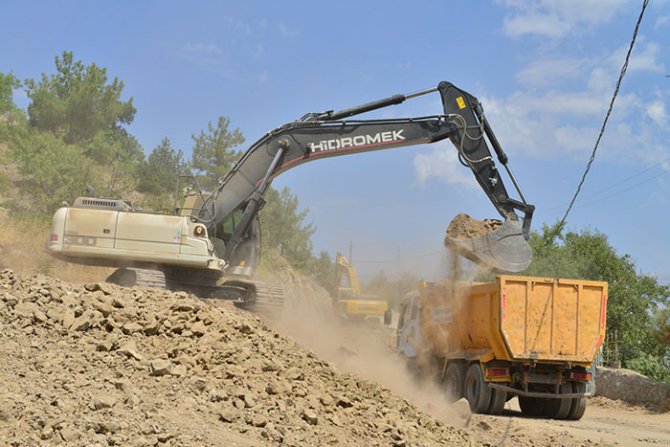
[{"x1": 396, "y1": 275, "x2": 607, "y2": 420}]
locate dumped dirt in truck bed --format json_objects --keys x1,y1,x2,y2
[
  {"x1": 445, "y1": 213, "x2": 502, "y2": 240},
  {"x1": 0, "y1": 269, "x2": 472, "y2": 447}
]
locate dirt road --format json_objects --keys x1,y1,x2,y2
[{"x1": 463, "y1": 397, "x2": 670, "y2": 447}]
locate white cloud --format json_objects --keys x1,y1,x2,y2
[
  {"x1": 654, "y1": 15, "x2": 669, "y2": 30},
  {"x1": 278, "y1": 22, "x2": 298, "y2": 37},
  {"x1": 182, "y1": 43, "x2": 222, "y2": 56},
  {"x1": 615, "y1": 41, "x2": 665, "y2": 73},
  {"x1": 414, "y1": 142, "x2": 478, "y2": 189},
  {"x1": 500, "y1": 0, "x2": 631, "y2": 39},
  {"x1": 179, "y1": 43, "x2": 227, "y2": 68},
  {"x1": 646, "y1": 100, "x2": 668, "y2": 126},
  {"x1": 254, "y1": 42, "x2": 265, "y2": 58},
  {"x1": 515, "y1": 58, "x2": 587, "y2": 86}
]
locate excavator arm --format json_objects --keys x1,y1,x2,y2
[{"x1": 199, "y1": 81, "x2": 534, "y2": 272}]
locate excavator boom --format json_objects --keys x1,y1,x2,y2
[{"x1": 202, "y1": 81, "x2": 534, "y2": 272}]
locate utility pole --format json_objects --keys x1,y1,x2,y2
[{"x1": 349, "y1": 240, "x2": 353, "y2": 264}]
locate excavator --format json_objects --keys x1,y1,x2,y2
[
  {"x1": 48, "y1": 80, "x2": 535, "y2": 315},
  {"x1": 334, "y1": 252, "x2": 392, "y2": 326}
]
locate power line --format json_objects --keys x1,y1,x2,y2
[{"x1": 549, "y1": 0, "x2": 649, "y2": 240}]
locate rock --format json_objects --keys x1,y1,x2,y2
[
  {"x1": 118, "y1": 341, "x2": 143, "y2": 361},
  {"x1": 191, "y1": 321, "x2": 207, "y2": 336},
  {"x1": 122, "y1": 322, "x2": 143, "y2": 334},
  {"x1": 336, "y1": 396, "x2": 354, "y2": 408},
  {"x1": 92, "y1": 394, "x2": 117, "y2": 410},
  {"x1": 476, "y1": 420, "x2": 492, "y2": 431},
  {"x1": 84, "y1": 283, "x2": 102, "y2": 292},
  {"x1": 59, "y1": 426, "x2": 82, "y2": 442},
  {"x1": 168, "y1": 364, "x2": 187, "y2": 377},
  {"x1": 301, "y1": 408, "x2": 318, "y2": 425},
  {"x1": 96, "y1": 340, "x2": 114, "y2": 352},
  {"x1": 93, "y1": 300, "x2": 113, "y2": 317},
  {"x1": 190, "y1": 376, "x2": 209, "y2": 393},
  {"x1": 285, "y1": 367, "x2": 304, "y2": 381},
  {"x1": 70, "y1": 313, "x2": 93, "y2": 331},
  {"x1": 248, "y1": 413, "x2": 268, "y2": 428},
  {"x1": 142, "y1": 319, "x2": 160, "y2": 336},
  {"x1": 111, "y1": 297, "x2": 127, "y2": 308},
  {"x1": 320, "y1": 394, "x2": 334, "y2": 406},
  {"x1": 32, "y1": 309, "x2": 48, "y2": 324},
  {"x1": 157, "y1": 432, "x2": 174, "y2": 443},
  {"x1": 62, "y1": 308, "x2": 75, "y2": 328},
  {"x1": 150, "y1": 359, "x2": 172, "y2": 376},
  {"x1": 14, "y1": 301, "x2": 39, "y2": 319},
  {"x1": 242, "y1": 393, "x2": 256, "y2": 408},
  {"x1": 237, "y1": 323, "x2": 253, "y2": 334},
  {"x1": 219, "y1": 408, "x2": 241, "y2": 423}
]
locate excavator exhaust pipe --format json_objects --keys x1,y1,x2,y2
[{"x1": 444, "y1": 215, "x2": 532, "y2": 273}]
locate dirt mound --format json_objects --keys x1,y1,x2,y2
[
  {"x1": 445, "y1": 213, "x2": 502, "y2": 241},
  {"x1": 0, "y1": 269, "x2": 472, "y2": 446},
  {"x1": 595, "y1": 366, "x2": 670, "y2": 412}
]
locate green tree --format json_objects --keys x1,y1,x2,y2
[
  {"x1": 0, "y1": 71, "x2": 20, "y2": 116},
  {"x1": 86, "y1": 129, "x2": 144, "y2": 197},
  {"x1": 0, "y1": 71, "x2": 22, "y2": 193},
  {"x1": 191, "y1": 116, "x2": 244, "y2": 190},
  {"x1": 308, "y1": 250, "x2": 335, "y2": 295},
  {"x1": 137, "y1": 138, "x2": 188, "y2": 210},
  {"x1": 9, "y1": 126, "x2": 93, "y2": 213},
  {"x1": 24, "y1": 51, "x2": 135, "y2": 145},
  {"x1": 524, "y1": 224, "x2": 670, "y2": 381},
  {"x1": 261, "y1": 186, "x2": 315, "y2": 270}
]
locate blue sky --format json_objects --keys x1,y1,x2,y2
[{"x1": 2, "y1": 0, "x2": 669, "y2": 281}]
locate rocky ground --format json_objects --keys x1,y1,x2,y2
[
  {"x1": 0, "y1": 269, "x2": 472, "y2": 446},
  {"x1": 1, "y1": 245, "x2": 669, "y2": 446}
]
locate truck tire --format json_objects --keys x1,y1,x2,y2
[
  {"x1": 464, "y1": 363, "x2": 492, "y2": 413},
  {"x1": 543, "y1": 383, "x2": 572, "y2": 419},
  {"x1": 445, "y1": 362, "x2": 465, "y2": 403},
  {"x1": 487, "y1": 388, "x2": 507, "y2": 415},
  {"x1": 518, "y1": 396, "x2": 547, "y2": 417},
  {"x1": 566, "y1": 382, "x2": 587, "y2": 420}
]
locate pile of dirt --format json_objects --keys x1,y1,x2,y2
[
  {"x1": 0, "y1": 269, "x2": 472, "y2": 447},
  {"x1": 445, "y1": 213, "x2": 501, "y2": 241},
  {"x1": 595, "y1": 366, "x2": 670, "y2": 412}
]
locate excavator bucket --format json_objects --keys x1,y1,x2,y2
[{"x1": 444, "y1": 214, "x2": 531, "y2": 273}]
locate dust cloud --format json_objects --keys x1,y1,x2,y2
[{"x1": 269, "y1": 248, "x2": 476, "y2": 430}]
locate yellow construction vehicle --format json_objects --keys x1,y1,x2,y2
[
  {"x1": 397, "y1": 276, "x2": 608, "y2": 419},
  {"x1": 334, "y1": 252, "x2": 392, "y2": 325}
]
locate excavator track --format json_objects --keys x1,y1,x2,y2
[
  {"x1": 106, "y1": 267, "x2": 167, "y2": 289},
  {"x1": 245, "y1": 282, "x2": 285, "y2": 318},
  {"x1": 107, "y1": 266, "x2": 285, "y2": 319}
]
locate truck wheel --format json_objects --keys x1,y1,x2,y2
[
  {"x1": 566, "y1": 382, "x2": 587, "y2": 420},
  {"x1": 487, "y1": 388, "x2": 507, "y2": 415},
  {"x1": 445, "y1": 363, "x2": 465, "y2": 403},
  {"x1": 464, "y1": 363, "x2": 492, "y2": 413},
  {"x1": 518, "y1": 396, "x2": 546, "y2": 417},
  {"x1": 543, "y1": 383, "x2": 572, "y2": 419}
]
